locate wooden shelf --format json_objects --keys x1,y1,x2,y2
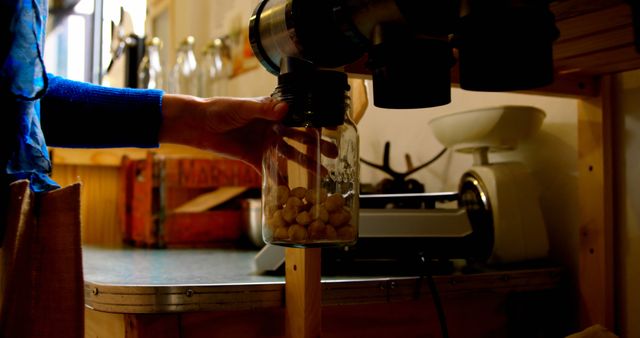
[
  {"x1": 346, "y1": 0, "x2": 638, "y2": 98},
  {"x1": 552, "y1": 1, "x2": 639, "y2": 75}
]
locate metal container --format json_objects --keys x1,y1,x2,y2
[{"x1": 241, "y1": 198, "x2": 265, "y2": 248}]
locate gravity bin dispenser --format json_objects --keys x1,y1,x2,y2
[
  {"x1": 249, "y1": 0, "x2": 559, "y2": 109},
  {"x1": 249, "y1": 0, "x2": 559, "y2": 273}
]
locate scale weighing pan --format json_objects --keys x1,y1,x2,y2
[{"x1": 428, "y1": 105, "x2": 546, "y2": 154}]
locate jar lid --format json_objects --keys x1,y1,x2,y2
[
  {"x1": 274, "y1": 70, "x2": 350, "y2": 128},
  {"x1": 146, "y1": 37, "x2": 163, "y2": 48},
  {"x1": 180, "y1": 36, "x2": 195, "y2": 47}
]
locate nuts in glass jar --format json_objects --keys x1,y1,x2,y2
[
  {"x1": 295, "y1": 211, "x2": 312, "y2": 225},
  {"x1": 290, "y1": 187, "x2": 307, "y2": 199},
  {"x1": 268, "y1": 210, "x2": 286, "y2": 229},
  {"x1": 264, "y1": 184, "x2": 355, "y2": 244},
  {"x1": 325, "y1": 193, "x2": 345, "y2": 212},
  {"x1": 275, "y1": 185, "x2": 290, "y2": 206},
  {"x1": 328, "y1": 208, "x2": 351, "y2": 227},
  {"x1": 305, "y1": 188, "x2": 327, "y2": 205}
]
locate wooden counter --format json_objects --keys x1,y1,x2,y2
[{"x1": 83, "y1": 246, "x2": 570, "y2": 338}]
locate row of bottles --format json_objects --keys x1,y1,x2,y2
[
  {"x1": 137, "y1": 35, "x2": 232, "y2": 97},
  {"x1": 137, "y1": 37, "x2": 164, "y2": 90}
]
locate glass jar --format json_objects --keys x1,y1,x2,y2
[
  {"x1": 200, "y1": 37, "x2": 233, "y2": 97},
  {"x1": 261, "y1": 69, "x2": 359, "y2": 248},
  {"x1": 137, "y1": 37, "x2": 165, "y2": 90},
  {"x1": 168, "y1": 36, "x2": 199, "y2": 95}
]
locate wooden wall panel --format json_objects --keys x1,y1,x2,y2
[
  {"x1": 51, "y1": 164, "x2": 123, "y2": 247},
  {"x1": 577, "y1": 75, "x2": 615, "y2": 329}
]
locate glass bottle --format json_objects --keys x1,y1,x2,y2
[
  {"x1": 200, "y1": 37, "x2": 233, "y2": 97},
  {"x1": 137, "y1": 37, "x2": 165, "y2": 90},
  {"x1": 168, "y1": 36, "x2": 199, "y2": 95},
  {"x1": 261, "y1": 68, "x2": 359, "y2": 248}
]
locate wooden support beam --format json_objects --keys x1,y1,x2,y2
[
  {"x1": 577, "y1": 75, "x2": 615, "y2": 329},
  {"x1": 285, "y1": 248, "x2": 322, "y2": 338}
]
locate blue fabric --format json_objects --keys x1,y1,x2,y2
[
  {"x1": 41, "y1": 74, "x2": 164, "y2": 148},
  {"x1": 1, "y1": 1, "x2": 164, "y2": 193},
  {"x1": 2, "y1": 0, "x2": 57, "y2": 192},
  {"x1": 0, "y1": 0, "x2": 48, "y2": 99}
]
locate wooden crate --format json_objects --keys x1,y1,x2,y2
[{"x1": 118, "y1": 152, "x2": 261, "y2": 248}]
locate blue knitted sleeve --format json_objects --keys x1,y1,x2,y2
[{"x1": 40, "y1": 74, "x2": 164, "y2": 148}]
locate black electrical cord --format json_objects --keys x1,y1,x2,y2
[{"x1": 419, "y1": 254, "x2": 450, "y2": 338}]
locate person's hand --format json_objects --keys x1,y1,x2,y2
[{"x1": 159, "y1": 94, "x2": 288, "y2": 170}]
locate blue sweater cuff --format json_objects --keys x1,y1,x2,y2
[{"x1": 40, "y1": 74, "x2": 164, "y2": 148}]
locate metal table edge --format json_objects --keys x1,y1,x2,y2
[{"x1": 84, "y1": 267, "x2": 565, "y2": 314}]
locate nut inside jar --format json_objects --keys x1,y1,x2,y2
[{"x1": 264, "y1": 185, "x2": 356, "y2": 245}]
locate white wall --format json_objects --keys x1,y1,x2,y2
[
  {"x1": 171, "y1": 0, "x2": 248, "y2": 52},
  {"x1": 614, "y1": 70, "x2": 640, "y2": 338},
  {"x1": 228, "y1": 67, "x2": 276, "y2": 98}
]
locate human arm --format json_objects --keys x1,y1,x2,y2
[
  {"x1": 40, "y1": 74, "x2": 164, "y2": 148},
  {"x1": 159, "y1": 94, "x2": 287, "y2": 169},
  {"x1": 40, "y1": 75, "x2": 287, "y2": 170}
]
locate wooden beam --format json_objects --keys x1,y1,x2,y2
[
  {"x1": 577, "y1": 75, "x2": 615, "y2": 329},
  {"x1": 554, "y1": 23, "x2": 634, "y2": 61},
  {"x1": 50, "y1": 144, "x2": 218, "y2": 167},
  {"x1": 553, "y1": 4, "x2": 631, "y2": 43},
  {"x1": 520, "y1": 74, "x2": 599, "y2": 98},
  {"x1": 285, "y1": 248, "x2": 322, "y2": 338},
  {"x1": 550, "y1": 0, "x2": 626, "y2": 21},
  {"x1": 172, "y1": 187, "x2": 249, "y2": 213}
]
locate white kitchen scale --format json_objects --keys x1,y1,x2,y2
[{"x1": 254, "y1": 105, "x2": 550, "y2": 274}]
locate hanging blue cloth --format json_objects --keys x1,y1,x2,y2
[{"x1": 1, "y1": 0, "x2": 60, "y2": 192}]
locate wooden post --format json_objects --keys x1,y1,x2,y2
[
  {"x1": 285, "y1": 247, "x2": 322, "y2": 338},
  {"x1": 577, "y1": 75, "x2": 615, "y2": 329}
]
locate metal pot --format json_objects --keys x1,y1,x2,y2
[{"x1": 241, "y1": 198, "x2": 265, "y2": 248}]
